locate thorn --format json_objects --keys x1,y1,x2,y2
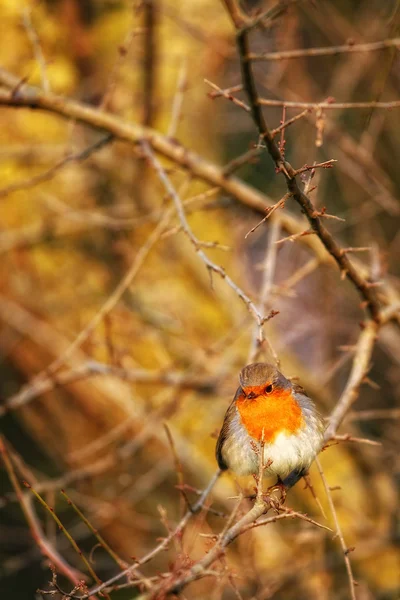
[{"x1": 363, "y1": 376, "x2": 380, "y2": 390}]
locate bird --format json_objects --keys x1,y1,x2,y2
[{"x1": 216, "y1": 362, "x2": 325, "y2": 498}]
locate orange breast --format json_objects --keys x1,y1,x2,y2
[{"x1": 236, "y1": 389, "x2": 303, "y2": 442}]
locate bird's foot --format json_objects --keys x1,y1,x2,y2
[{"x1": 262, "y1": 480, "x2": 287, "y2": 511}]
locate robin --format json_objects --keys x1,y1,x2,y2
[{"x1": 216, "y1": 363, "x2": 325, "y2": 498}]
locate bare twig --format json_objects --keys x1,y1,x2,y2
[
  {"x1": 247, "y1": 218, "x2": 281, "y2": 365},
  {"x1": 293, "y1": 159, "x2": 337, "y2": 176},
  {"x1": 0, "y1": 135, "x2": 113, "y2": 199},
  {"x1": 141, "y1": 140, "x2": 273, "y2": 327},
  {"x1": 26, "y1": 484, "x2": 108, "y2": 598},
  {"x1": 0, "y1": 436, "x2": 85, "y2": 587},
  {"x1": 80, "y1": 470, "x2": 222, "y2": 598},
  {"x1": 330, "y1": 434, "x2": 381, "y2": 447},
  {"x1": 275, "y1": 229, "x2": 317, "y2": 245},
  {"x1": 322, "y1": 302, "x2": 400, "y2": 440},
  {"x1": 244, "y1": 194, "x2": 289, "y2": 238},
  {"x1": 316, "y1": 458, "x2": 357, "y2": 600},
  {"x1": 0, "y1": 361, "x2": 215, "y2": 417},
  {"x1": 134, "y1": 437, "x2": 332, "y2": 600},
  {"x1": 205, "y1": 78, "x2": 250, "y2": 112},
  {"x1": 270, "y1": 108, "x2": 311, "y2": 136},
  {"x1": 249, "y1": 37, "x2": 400, "y2": 61},
  {"x1": 259, "y1": 98, "x2": 400, "y2": 110},
  {"x1": 22, "y1": 7, "x2": 50, "y2": 93},
  {"x1": 60, "y1": 490, "x2": 128, "y2": 571},
  {"x1": 167, "y1": 59, "x2": 187, "y2": 138},
  {"x1": 324, "y1": 320, "x2": 378, "y2": 441}
]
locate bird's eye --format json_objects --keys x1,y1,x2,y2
[{"x1": 265, "y1": 384, "x2": 273, "y2": 394}]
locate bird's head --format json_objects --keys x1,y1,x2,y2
[{"x1": 238, "y1": 362, "x2": 291, "y2": 401}]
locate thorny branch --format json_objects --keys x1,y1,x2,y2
[
  {"x1": 132, "y1": 436, "x2": 326, "y2": 600},
  {"x1": 78, "y1": 470, "x2": 222, "y2": 598},
  {"x1": 141, "y1": 140, "x2": 277, "y2": 330},
  {"x1": 222, "y1": 0, "x2": 382, "y2": 322},
  {"x1": 1, "y1": 66, "x2": 400, "y2": 320}
]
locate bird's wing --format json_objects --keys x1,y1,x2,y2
[
  {"x1": 215, "y1": 387, "x2": 241, "y2": 471},
  {"x1": 292, "y1": 381, "x2": 308, "y2": 397}
]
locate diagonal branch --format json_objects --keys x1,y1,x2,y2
[
  {"x1": 325, "y1": 302, "x2": 400, "y2": 440},
  {"x1": 1, "y1": 65, "x2": 400, "y2": 320},
  {"x1": 0, "y1": 67, "x2": 270, "y2": 214},
  {"x1": 222, "y1": 0, "x2": 382, "y2": 322},
  {"x1": 141, "y1": 140, "x2": 274, "y2": 328}
]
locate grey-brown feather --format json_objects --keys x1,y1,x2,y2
[
  {"x1": 215, "y1": 388, "x2": 241, "y2": 471},
  {"x1": 239, "y1": 362, "x2": 290, "y2": 390}
]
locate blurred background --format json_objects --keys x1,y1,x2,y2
[{"x1": 0, "y1": 0, "x2": 399, "y2": 598}]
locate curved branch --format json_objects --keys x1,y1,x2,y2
[
  {"x1": 1, "y1": 67, "x2": 399, "y2": 321},
  {"x1": 0, "y1": 67, "x2": 269, "y2": 214}
]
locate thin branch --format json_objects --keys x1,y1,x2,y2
[
  {"x1": 293, "y1": 159, "x2": 337, "y2": 176},
  {"x1": 26, "y1": 484, "x2": 107, "y2": 597},
  {"x1": 243, "y1": 506, "x2": 332, "y2": 533},
  {"x1": 324, "y1": 320, "x2": 378, "y2": 441},
  {"x1": 250, "y1": 37, "x2": 400, "y2": 61},
  {"x1": 0, "y1": 436, "x2": 85, "y2": 588},
  {"x1": 259, "y1": 98, "x2": 400, "y2": 109},
  {"x1": 316, "y1": 458, "x2": 357, "y2": 600},
  {"x1": 136, "y1": 450, "x2": 332, "y2": 600},
  {"x1": 167, "y1": 58, "x2": 187, "y2": 138},
  {"x1": 141, "y1": 140, "x2": 273, "y2": 327},
  {"x1": 80, "y1": 470, "x2": 222, "y2": 598},
  {"x1": 60, "y1": 490, "x2": 129, "y2": 572},
  {"x1": 222, "y1": 146, "x2": 263, "y2": 175},
  {"x1": 324, "y1": 302, "x2": 400, "y2": 440},
  {"x1": 0, "y1": 135, "x2": 113, "y2": 199},
  {"x1": 207, "y1": 83, "x2": 243, "y2": 98},
  {"x1": 0, "y1": 361, "x2": 215, "y2": 417},
  {"x1": 22, "y1": 7, "x2": 50, "y2": 93},
  {"x1": 205, "y1": 78, "x2": 250, "y2": 112},
  {"x1": 275, "y1": 228, "x2": 317, "y2": 245},
  {"x1": 330, "y1": 434, "x2": 381, "y2": 447},
  {"x1": 247, "y1": 218, "x2": 281, "y2": 365},
  {"x1": 270, "y1": 108, "x2": 310, "y2": 136},
  {"x1": 27, "y1": 208, "x2": 173, "y2": 380},
  {"x1": 244, "y1": 193, "x2": 289, "y2": 238}
]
